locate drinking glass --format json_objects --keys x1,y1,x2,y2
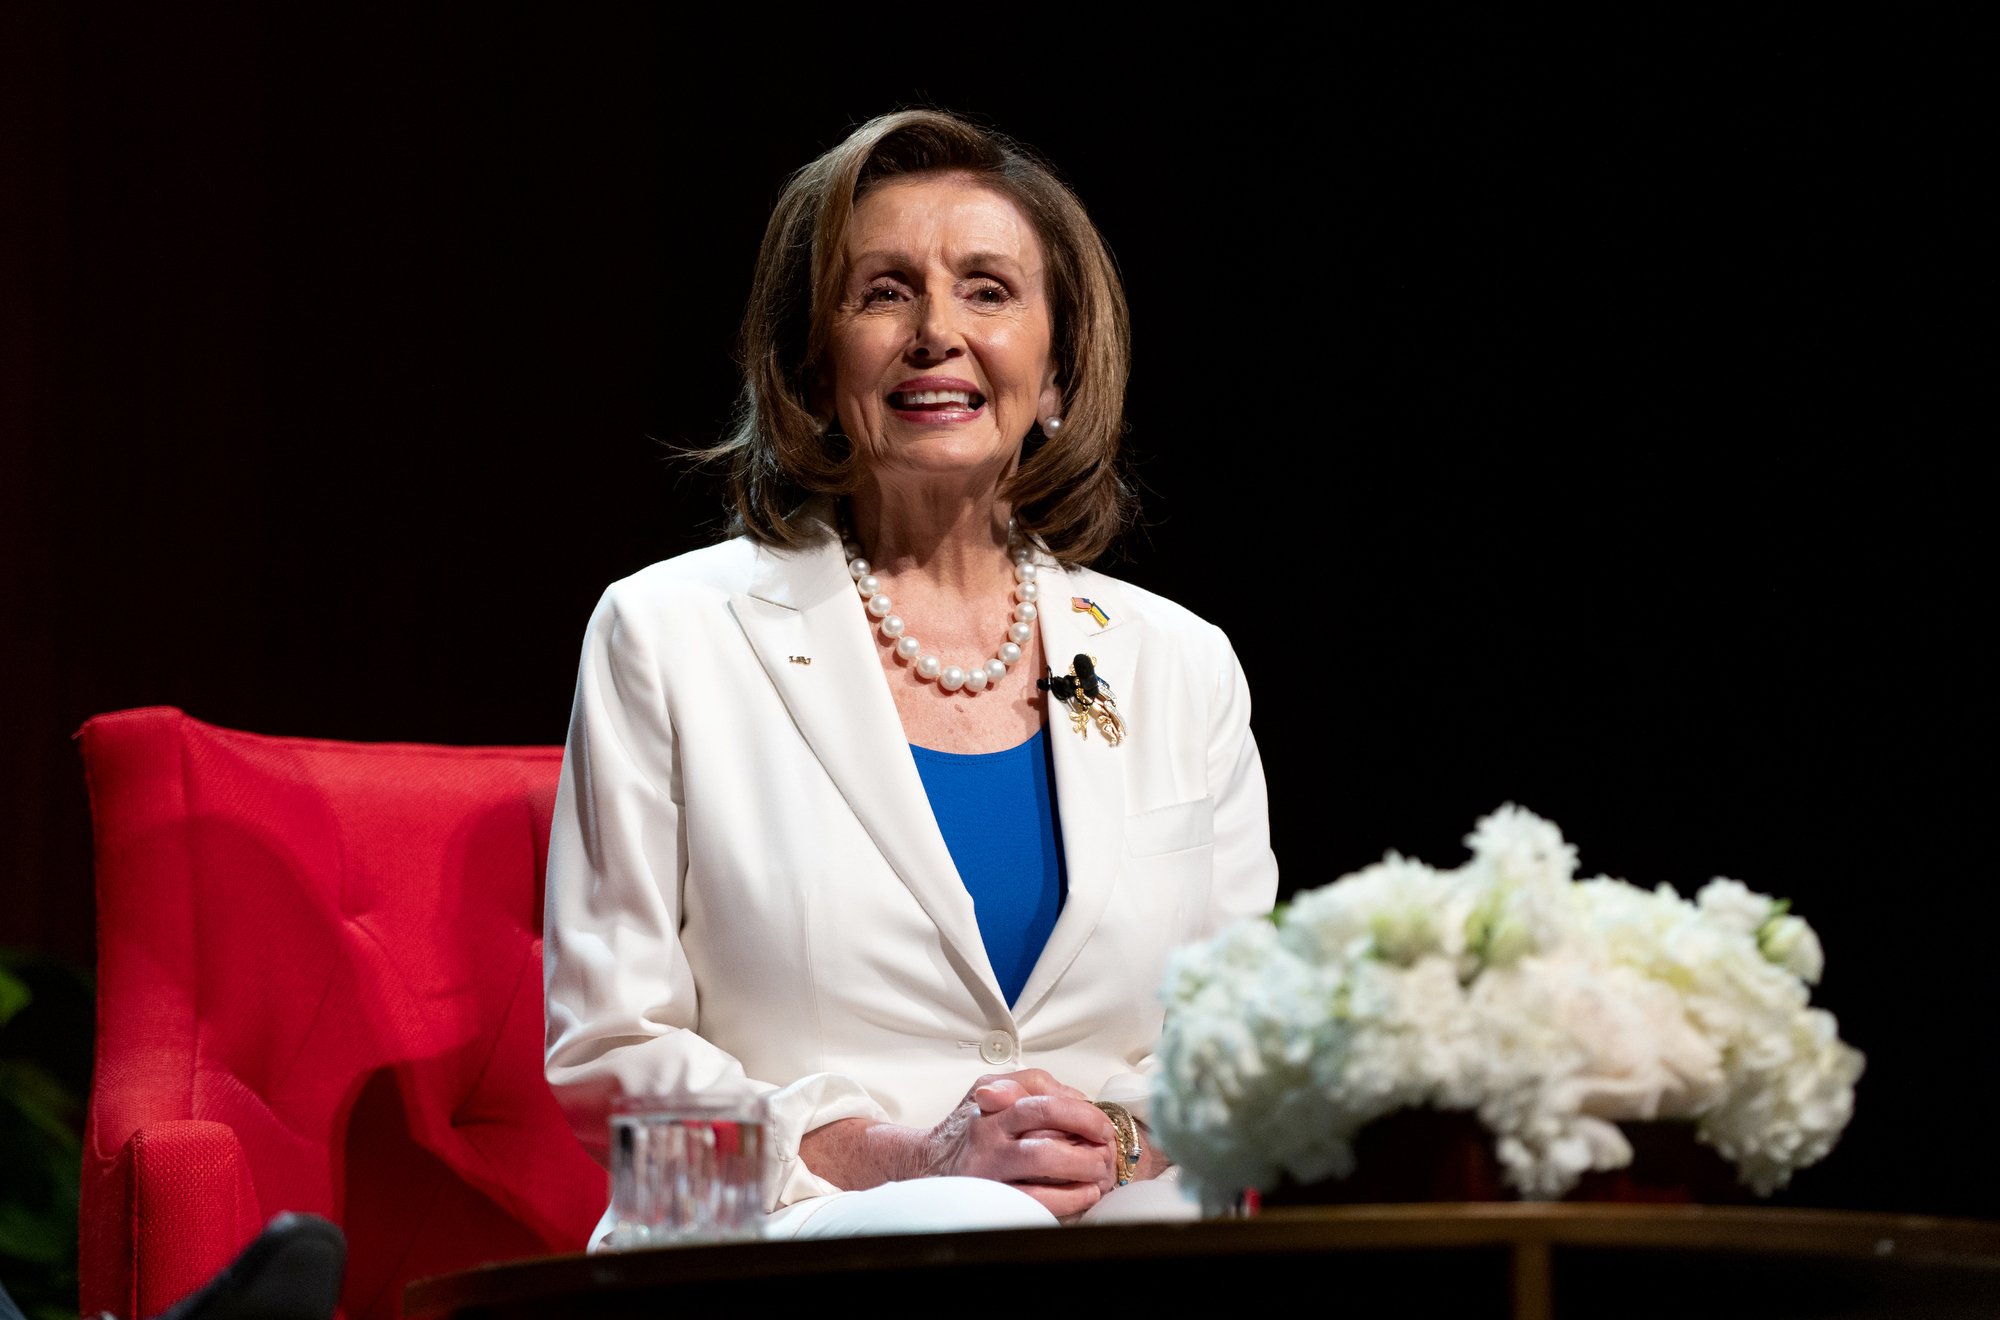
[{"x1": 606, "y1": 1091, "x2": 770, "y2": 1249}]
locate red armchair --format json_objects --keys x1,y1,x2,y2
[{"x1": 77, "y1": 707, "x2": 605, "y2": 1320}]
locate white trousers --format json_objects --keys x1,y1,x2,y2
[
  {"x1": 765, "y1": 1168, "x2": 1202, "y2": 1239},
  {"x1": 589, "y1": 1170, "x2": 1201, "y2": 1250}
]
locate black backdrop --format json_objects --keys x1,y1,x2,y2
[{"x1": 4, "y1": 13, "x2": 1991, "y2": 1221}]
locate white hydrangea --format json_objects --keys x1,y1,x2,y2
[
  {"x1": 1699, "y1": 1005, "x2": 1865, "y2": 1195},
  {"x1": 1280, "y1": 853, "x2": 1473, "y2": 967},
  {"x1": 1465, "y1": 802, "x2": 1579, "y2": 891},
  {"x1": 1150, "y1": 805, "x2": 1864, "y2": 1206},
  {"x1": 1696, "y1": 876, "x2": 1777, "y2": 936},
  {"x1": 1760, "y1": 914, "x2": 1825, "y2": 984}
]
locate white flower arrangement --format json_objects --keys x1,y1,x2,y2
[{"x1": 1150, "y1": 805, "x2": 1865, "y2": 1208}]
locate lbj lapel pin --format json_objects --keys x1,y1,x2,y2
[{"x1": 1038, "y1": 653, "x2": 1126, "y2": 746}]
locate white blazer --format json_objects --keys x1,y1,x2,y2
[{"x1": 543, "y1": 501, "x2": 1279, "y2": 1211}]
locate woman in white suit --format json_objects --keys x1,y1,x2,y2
[{"x1": 543, "y1": 109, "x2": 1278, "y2": 1241}]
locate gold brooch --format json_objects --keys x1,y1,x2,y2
[{"x1": 1038, "y1": 654, "x2": 1126, "y2": 745}]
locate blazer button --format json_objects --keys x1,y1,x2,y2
[{"x1": 978, "y1": 1030, "x2": 1016, "y2": 1065}]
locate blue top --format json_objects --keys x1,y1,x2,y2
[{"x1": 910, "y1": 729, "x2": 1067, "y2": 1006}]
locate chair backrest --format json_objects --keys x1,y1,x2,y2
[{"x1": 80, "y1": 707, "x2": 604, "y2": 1319}]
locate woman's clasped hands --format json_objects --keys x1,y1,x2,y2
[
  {"x1": 919, "y1": 1069, "x2": 1120, "y2": 1220},
  {"x1": 797, "y1": 1067, "x2": 1123, "y2": 1222}
]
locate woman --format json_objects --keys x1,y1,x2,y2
[{"x1": 543, "y1": 108, "x2": 1278, "y2": 1241}]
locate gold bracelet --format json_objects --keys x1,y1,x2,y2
[{"x1": 1093, "y1": 1101, "x2": 1142, "y2": 1185}]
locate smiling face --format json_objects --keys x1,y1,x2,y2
[{"x1": 824, "y1": 173, "x2": 1062, "y2": 491}]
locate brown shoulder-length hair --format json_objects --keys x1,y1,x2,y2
[{"x1": 703, "y1": 108, "x2": 1135, "y2": 567}]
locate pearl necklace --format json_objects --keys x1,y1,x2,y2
[{"x1": 844, "y1": 518, "x2": 1041, "y2": 694}]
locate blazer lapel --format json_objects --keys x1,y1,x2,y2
[
  {"x1": 1013, "y1": 566, "x2": 1136, "y2": 1019},
  {"x1": 729, "y1": 510, "x2": 1008, "y2": 1018}
]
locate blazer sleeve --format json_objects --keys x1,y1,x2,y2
[
  {"x1": 542, "y1": 581, "x2": 889, "y2": 1211},
  {"x1": 1200, "y1": 625, "x2": 1283, "y2": 931},
  {"x1": 1097, "y1": 622, "x2": 1280, "y2": 1126}
]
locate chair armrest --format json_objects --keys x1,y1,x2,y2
[{"x1": 80, "y1": 1119, "x2": 265, "y2": 1320}]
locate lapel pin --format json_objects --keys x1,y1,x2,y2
[
  {"x1": 1038, "y1": 653, "x2": 1126, "y2": 746},
  {"x1": 788, "y1": 655, "x2": 812, "y2": 665},
  {"x1": 1071, "y1": 596, "x2": 1110, "y2": 627}
]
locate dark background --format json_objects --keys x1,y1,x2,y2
[{"x1": 3, "y1": 10, "x2": 1990, "y2": 1224}]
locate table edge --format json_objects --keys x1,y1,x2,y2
[{"x1": 405, "y1": 1205, "x2": 2000, "y2": 1316}]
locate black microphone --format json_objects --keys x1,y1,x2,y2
[{"x1": 1071, "y1": 654, "x2": 1101, "y2": 700}]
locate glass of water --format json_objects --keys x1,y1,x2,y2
[{"x1": 606, "y1": 1091, "x2": 770, "y2": 1249}]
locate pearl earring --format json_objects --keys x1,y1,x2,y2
[{"x1": 1043, "y1": 415, "x2": 1063, "y2": 435}]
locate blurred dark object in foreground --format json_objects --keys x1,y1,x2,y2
[{"x1": 142, "y1": 1214, "x2": 345, "y2": 1320}]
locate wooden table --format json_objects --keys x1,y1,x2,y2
[{"x1": 406, "y1": 1204, "x2": 2000, "y2": 1320}]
